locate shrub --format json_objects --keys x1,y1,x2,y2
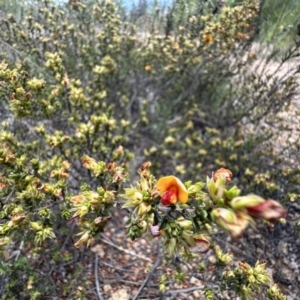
[{"x1": 0, "y1": 0, "x2": 298, "y2": 298}]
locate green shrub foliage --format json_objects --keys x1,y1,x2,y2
[{"x1": 0, "y1": 0, "x2": 298, "y2": 299}]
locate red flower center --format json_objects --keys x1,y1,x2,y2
[{"x1": 161, "y1": 190, "x2": 177, "y2": 205}]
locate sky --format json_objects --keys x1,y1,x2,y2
[
  {"x1": 53, "y1": 0, "x2": 173, "y2": 11},
  {"x1": 118, "y1": 0, "x2": 172, "y2": 10}
]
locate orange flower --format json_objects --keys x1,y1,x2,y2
[{"x1": 157, "y1": 176, "x2": 188, "y2": 205}]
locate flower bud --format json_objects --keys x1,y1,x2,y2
[
  {"x1": 176, "y1": 217, "x2": 193, "y2": 230},
  {"x1": 224, "y1": 186, "x2": 241, "y2": 200},
  {"x1": 246, "y1": 200, "x2": 286, "y2": 222},
  {"x1": 127, "y1": 224, "x2": 143, "y2": 240},
  {"x1": 0, "y1": 182, "x2": 7, "y2": 190},
  {"x1": 7, "y1": 214, "x2": 26, "y2": 229},
  {"x1": 93, "y1": 216, "x2": 112, "y2": 228},
  {"x1": 11, "y1": 214, "x2": 25, "y2": 225},
  {"x1": 106, "y1": 162, "x2": 116, "y2": 171},
  {"x1": 82, "y1": 155, "x2": 97, "y2": 169},
  {"x1": 37, "y1": 183, "x2": 55, "y2": 194},
  {"x1": 207, "y1": 177, "x2": 225, "y2": 202},
  {"x1": 137, "y1": 202, "x2": 151, "y2": 216},
  {"x1": 0, "y1": 237, "x2": 11, "y2": 248},
  {"x1": 137, "y1": 220, "x2": 148, "y2": 232},
  {"x1": 139, "y1": 176, "x2": 150, "y2": 191},
  {"x1": 30, "y1": 222, "x2": 43, "y2": 231},
  {"x1": 141, "y1": 161, "x2": 151, "y2": 171},
  {"x1": 212, "y1": 208, "x2": 250, "y2": 238},
  {"x1": 230, "y1": 194, "x2": 265, "y2": 210},
  {"x1": 74, "y1": 231, "x2": 90, "y2": 248},
  {"x1": 239, "y1": 261, "x2": 251, "y2": 273},
  {"x1": 190, "y1": 235, "x2": 211, "y2": 253},
  {"x1": 113, "y1": 169, "x2": 125, "y2": 183},
  {"x1": 256, "y1": 274, "x2": 270, "y2": 284},
  {"x1": 213, "y1": 168, "x2": 232, "y2": 183},
  {"x1": 115, "y1": 145, "x2": 124, "y2": 156},
  {"x1": 84, "y1": 191, "x2": 99, "y2": 202},
  {"x1": 150, "y1": 225, "x2": 161, "y2": 237},
  {"x1": 103, "y1": 191, "x2": 115, "y2": 203},
  {"x1": 70, "y1": 194, "x2": 84, "y2": 205},
  {"x1": 123, "y1": 188, "x2": 143, "y2": 202},
  {"x1": 72, "y1": 205, "x2": 89, "y2": 218}
]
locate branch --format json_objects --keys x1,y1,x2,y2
[
  {"x1": 165, "y1": 286, "x2": 205, "y2": 295},
  {"x1": 132, "y1": 246, "x2": 162, "y2": 300},
  {"x1": 61, "y1": 221, "x2": 76, "y2": 251},
  {"x1": 99, "y1": 234, "x2": 152, "y2": 262},
  {"x1": 95, "y1": 254, "x2": 104, "y2": 300}
]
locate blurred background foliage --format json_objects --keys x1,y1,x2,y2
[{"x1": 0, "y1": 0, "x2": 299, "y2": 298}]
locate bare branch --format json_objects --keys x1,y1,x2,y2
[
  {"x1": 132, "y1": 246, "x2": 162, "y2": 300},
  {"x1": 99, "y1": 234, "x2": 152, "y2": 263},
  {"x1": 95, "y1": 254, "x2": 104, "y2": 300}
]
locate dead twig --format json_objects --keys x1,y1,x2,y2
[
  {"x1": 99, "y1": 234, "x2": 152, "y2": 262},
  {"x1": 132, "y1": 246, "x2": 162, "y2": 300},
  {"x1": 165, "y1": 286, "x2": 205, "y2": 295},
  {"x1": 95, "y1": 254, "x2": 104, "y2": 300}
]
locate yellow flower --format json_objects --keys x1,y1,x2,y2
[{"x1": 157, "y1": 176, "x2": 188, "y2": 205}]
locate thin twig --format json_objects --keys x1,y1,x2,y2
[
  {"x1": 99, "y1": 260, "x2": 135, "y2": 272},
  {"x1": 95, "y1": 254, "x2": 104, "y2": 300},
  {"x1": 61, "y1": 222, "x2": 76, "y2": 251},
  {"x1": 99, "y1": 236, "x2": 152, "y2": 262},
  {"x1": 174, "y1": 255, "x2": 222, "y2": 299},
  {"x1": 165, "y1": 286, "x2": 205, "y2": 295},
  {"x1": 106, "y1": 279, "x2": 143, "y2": 286},
  {"x1": 132, "y1": 246, "x2": 162, "y2": 300}
]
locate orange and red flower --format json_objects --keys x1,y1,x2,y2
[{"x1": 157, "y1": 176, "x2": 188, "y2": 205}]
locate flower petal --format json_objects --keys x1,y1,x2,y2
[
  {"x1": 157, "y1": 175, "x2": 178, "y2": 192},
  {"x1": 174, "y1": 177, "x2": 189, "y2": 203}
]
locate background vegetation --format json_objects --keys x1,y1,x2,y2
[{"x1": 0, "y1": 0, "x2": 299, "y2": 299}]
